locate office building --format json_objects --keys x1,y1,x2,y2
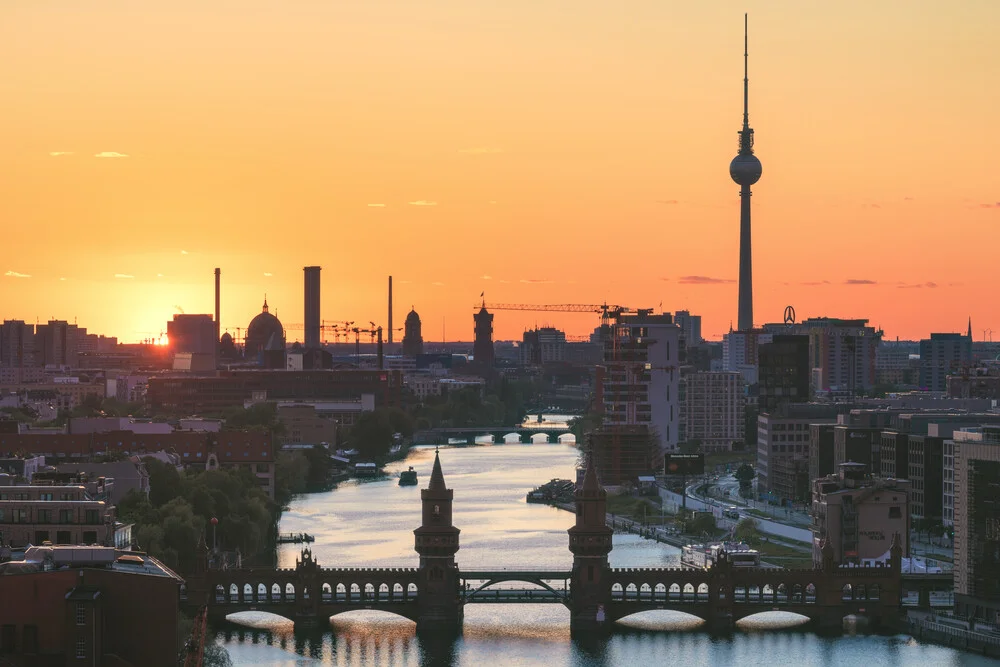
[
  {"x1": 680, "y1": 371, "x2": 745, "y2": 453},
  {"x1": 810, "y1": 462, "x2": 911, "y2": 566},
  {"x1": 757, "y1": 334, "x2": 810, "y2": 412},
  {"x1": 673, "y1": 310, "x2": 703, "y2": 348},
  {"x1": 520, "y1": 327, "x2": 567, "y2": 366},
  {"x1": 757, "y1": 403, "x2": 842, "y2": 502},
  {"x1": 0, "y1": 320, "x2": 35, "y2": 368},
  {"x1": 921, "y1": 332, "x2": 974, "y2": 389},
  {"x1": 808, "y1": 423, "x2": 836, "y2": 483},
  {"x1": 0, "y1": 484, "x2": 129, "y2": 548},
  {"x1": 919, "y1": 333, "x2": 973, "y2": 392},
  {"x1": 767, "y1": 318, "x2": 880, "y2": 395},
  {"x1": 166, "y1": 314, "x2": 217, "y2": 369},
  {"x1": 951, "y1": 426, "x2": 1000, "y2": 623}
]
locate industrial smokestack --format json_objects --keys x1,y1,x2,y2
[
  {"x1": 388, "y1": 276, "x2": 393, "y2": 344},
  {"x1": 214, "y1": 268, "x2": 221, "y2": 343},
  {"x1": 303, "y1": 266, "x2": 321, "y2": 349}
]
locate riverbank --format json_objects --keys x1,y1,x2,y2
[{"x1": 907, "y1": 610, "x2": 1000, "y2": 658}]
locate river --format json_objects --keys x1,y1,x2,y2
[{"x1": 217, "y1": 442, "x2": 996, "y2": 666}]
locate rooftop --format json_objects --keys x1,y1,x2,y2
[{"x1": 0, "y1": 545, "x2": 183, "y2": 581}]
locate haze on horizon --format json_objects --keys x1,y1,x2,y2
[{"x1": 1, "y1": 1, "x2": 997, "y2": 343}]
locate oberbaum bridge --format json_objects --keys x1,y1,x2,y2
[{"x1": 184, "y1": 452, "x2": 950, "y2": 636}]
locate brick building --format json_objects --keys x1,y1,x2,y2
[
  {"x1": 147, "y1": 369, "x2": 402, "y2": 413},
  {"x1": 0, "y1": 546, "x2": 182, "y2": 666}
]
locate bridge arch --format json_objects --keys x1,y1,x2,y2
[
  {"x1": 529, "y1": 433, "x2": 551, "y2": 444},
  {"x1": 735, "y1": 611, "x2": 812, "y2": 629},
  {"x1": 462, "y1": 575, "x2": 568, "y2": 603},
  {"x1": 556, "y1": 433, "x2": 577, "y2": 444},
  {"x1": 502, "y1": 433, "x2": 523, "y2": 444}
]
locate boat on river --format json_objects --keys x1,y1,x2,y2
[
  {"x1": 399, "y1": 467, "x2": 418, "y2": 486},
  {"x1": 353, "y1": 462, "x2": 383, "y2": 478}
]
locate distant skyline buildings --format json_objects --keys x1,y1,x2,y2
[{"x1": 2, "y1": 7, "x2": 997, "y2": 344}]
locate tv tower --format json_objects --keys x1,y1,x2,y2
[{"x1": 730, "y1": 13, "x2": 762, "y2": 332}]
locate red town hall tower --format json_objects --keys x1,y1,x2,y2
[{"x1": 413, "y1": 449, "x2": 463, "y2": 632}]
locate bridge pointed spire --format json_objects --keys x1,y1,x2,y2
[
  {"x1": 582, "y1": 454, "x2": 601, "y2": 493},
  {"x1": 428, "y1": 447, "x2": 447, "y2": 492}
]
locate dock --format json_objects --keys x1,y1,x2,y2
[{"x1": 277, "y1": 532, "x2": 314, "y2": 544}]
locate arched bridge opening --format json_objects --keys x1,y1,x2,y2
[{"x1": 460, "y1": 571, "x2": 571, "y2": 605}]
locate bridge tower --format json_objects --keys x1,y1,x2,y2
[
  {"x1": 567, "y1": 457, "x2": 613, "y2": 635},
  {"x1": 414, "y1": 449, "x2": 463, "y2": 633}
]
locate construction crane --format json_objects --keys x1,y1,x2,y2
[
  {"x1": 477, "y1": 302, "x2": 626, "y2": 316},
  {"x1": 283, "y1": 321, "x2": 353, "y2": 344}
]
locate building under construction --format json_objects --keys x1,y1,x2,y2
[{"x1": 588, "y1": 309, "x2": 681, "y2": 486}]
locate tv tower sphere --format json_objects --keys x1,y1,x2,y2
[{"x1": 730, "y1": 153, "x2": 762, "y2": 186}]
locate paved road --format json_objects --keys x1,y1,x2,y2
[{"x1": 677, "y1": 482, "x2": 813, "y2": 544}]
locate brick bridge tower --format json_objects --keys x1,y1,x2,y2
[
  {"x1": 414, "y1": 449, "x2": 463, "y2": 633},
  {"x1": 567, "y1": 456, "x2": 613, "y2": 635}
]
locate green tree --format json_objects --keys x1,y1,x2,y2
[
  {"x1": 734, "y1": 517, "x2": 761, "y2": 546},
  {"x1": 145, "y1": 458, "x2": 182, "y2": 508},
  {"x1": 223, "y1": 403, "x2": 285, "y2": 435},
  {"x1": 348, "y1": 410, "x2": 396, "y2": 460},
  {"x1": 274, "y1": 451, "x2": 308, "y2": 506},
  {"x1": 685, "y1": 512, "x2": 717, "y2": 537}
]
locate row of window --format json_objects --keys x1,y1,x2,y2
[{"x1": 0, "y1": 508, "x2": 102, "y2": 524}]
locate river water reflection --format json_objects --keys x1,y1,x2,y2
[{"x1": 219, "y1": 443, "x2": 996, "y2": 666}]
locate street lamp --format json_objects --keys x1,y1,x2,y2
[{"x1": 210, "y1": 517, "x2": 218, "y2": 552}]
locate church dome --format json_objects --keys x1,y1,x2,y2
[
  {"x1": 406, "y1": 308, "x2": 420, "y2": 324},
  {"x1": 245, "y1": 298, "x2": 285, "y2": 357}
]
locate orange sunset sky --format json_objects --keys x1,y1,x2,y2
[{"x1": 1, "y1": 1, "x2": 998, "y2": 344}]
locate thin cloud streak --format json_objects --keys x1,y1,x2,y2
[
  {"x1": 408, "y1": 200, "x2": 438, "y2": 206},
  {"x1": 263, "y1": 272, "x2": 273, "y2": 277},
  {"x1": 844, "y1": 279, "x2": 877, "y2": 285},
  {"x1": 95, "y1": 151, "x2": 129, "y2": 158},
  {"x1": 481, "y1": 275, "x2": 492, "y2": 280},
  {"x1": 899, "y1": 282, "x2": 938, "y2": 289},
  {"x1": 368, "y1": 203, "x2": 386, "y2": 207},
  {"x1": 980, "y1": 202, "x2": 1000, "y2": 209},
  {"x1": 801, "y1": 280, "x2": 832, "y2": 286},
  {"x1": 49, "y1": 151, "x2": 74, "y2": 157},
  {"x1": 520, "y1": 279, "x2": 553, "y2": 284},
  {"x1": 114, "y1": 273, "x2": 134, "y2": 279},
  {"x1": 679, "y1": 275, "x2": 734, "y2": 285},
  {"x1": 4, "y1": 271, "x2": 31, "y2": 278}
]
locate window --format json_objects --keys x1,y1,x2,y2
[
  {"x1": 1, "y1": 624, "x2": 15, "y2": 652},
  {"x1": 889, "y1": 506, "x2": 902, "y2": 519},
  {"x1": 60, "y1": 509, "x2": 74, "y2": 524},
  {"x1": 85, "y1": 510, "x2": 99, "y2": 525},
  {"x1": 39, "y1": 493, "x2": 53, "y2": 501},
  {"x1": 37, "y1": 509, "x2": 53, "y2": 524},
  {"x1": 76, "y1": 602, "x2": 86, "y2": 625},
  {"x1": 12, "y1": 509, "x2": 27, "y2": 524},
  {"x1": 76, "y1": 637, "x2": 86, "y2": 659}
]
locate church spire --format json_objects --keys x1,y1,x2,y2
[{"x1": 968, "y1": 316, "x2": 973, "y2": 339}]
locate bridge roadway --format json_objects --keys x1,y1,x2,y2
[{"x1": 412, "y1": 426, "x2": 573, "y2": 445}]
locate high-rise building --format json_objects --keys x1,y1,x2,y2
[
  {"x1": 601, "y1": 311, "x2": 680, "y2": 454},
  {"x1": 758, "y1": 334, "x2": 810, "y2": 412},
  {"x1": 166, "y1": 314, "x2": 217, "y2": 370},
  {"x1": 473, "y1": 305, "x2": 495, "y2": 368},
  {"x1": 519, "y1": 327, "x2": 567, "y2": 366},
  {"x1": 680, "y1": 371, "x2": 744, "y2": 453},
  {"x1": 402, "y1": 308, "x2": 424, "y2": 357},
  {"x1": 919, "y1": 332, "x2": 973, "y2": 392},
  {"x1": 765, "y1": 318, "x2": 881, "y2": 395},
  {"x1": 303, "y1": 266, "x2": 321, "y2": 349},
  {"x1": 34, "y1": 320, "x2": 77, "y2": 367},
  {"x1": 729, "y1": 14, "x2": 762, "y2": 332},
  {"x1": 810, "y1": 462, "x2": 911, "y2": 567},
  {"x1": 0, "y1": 320, "x2": 35, "y2": 367},
  {"x1": 951, "y1": 426, "x2": 1000, "y2": 623},
  {"x1": 673, "y1": 311, "x2": 703, "y2": 348}
]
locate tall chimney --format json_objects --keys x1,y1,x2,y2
[
  {"x1": 303, "y1": 266, "x2": 321, "y2": 349},
  {"x1": 388, "y1": 276, "x2": 394, "y2": 344},
  {"x1": 214, "y1": 268, "x2": 221, "y2": 343}
]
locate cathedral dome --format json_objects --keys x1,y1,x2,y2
[
  {"x1": 245, "y1": 298, "x2": 285, "y2": 357},
  {"x1": 406, "y1": 308, "x2": 420, "y2": 324}
]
